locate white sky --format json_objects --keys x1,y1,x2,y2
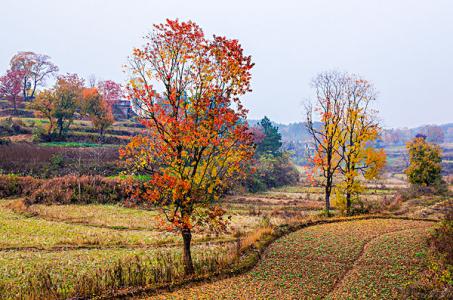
[{"x1": 1, "y1": 0, "x2": 452, "y2": 128}]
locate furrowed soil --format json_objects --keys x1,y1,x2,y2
[{"x1": 145, "y1": 219, "x2": 434, "y2": 300}]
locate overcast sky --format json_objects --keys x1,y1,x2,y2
[{"x1": 1, "y1": 0, "x2": 452, "y2": 128}]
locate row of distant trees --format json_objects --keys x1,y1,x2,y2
[
  {"x1": 382, "y1": 125, "x2": 447, "y2": 145},
  {"x1": 30, "y1": 74, "x2": 122, "y2": 139},
  {"x1": 0, "y1": 51, "x2": 124, "y2": 139}
]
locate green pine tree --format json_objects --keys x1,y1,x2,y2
[{"x1": 256, "y1": 116, "x2": 282, "y2": 156}]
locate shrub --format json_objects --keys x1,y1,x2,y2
[
  {"x1": 0, "y1": 174, "x2": 145, "y2": 204},
  {"x1": 396, "y1": 183, "x2": 449, "y2": 202},
  {"x1": 381, "y1": 194, "x2": 403, "y2": 212},
  {"x1": 404, "y1": 201, "x2": 453, "y2": 299},
  {"x1": 0, "y1": 137, "x2": 10, "y2": 145},
  {"x1": 0, "y1": 117, "x2": 31, "y2": 136},
  {"x1": 0, "y1": 174, "x2": 42, "y2": 198},
  {"x1": 429, "y1": 202, "x2": 453, "y2": 264},
  {"x1": 246, "y1": 152, "x2": 299, "y2": 192},
  {"x1": 405, "y1": 136, "x2": 443, "y2": 187},
  {"x1": 32, "y1": 123, "x2": 56, "y2": 142}
]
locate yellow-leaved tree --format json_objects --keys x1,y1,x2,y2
[
  {"x1": 306, "y1": 71, "x2": 386, "y2": 216},
  {"x1": 335, "y1": 75, "x2": 386, "y2": 215}
]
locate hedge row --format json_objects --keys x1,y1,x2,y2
[
  {"x1": 0, "y1": 174, "x2": 140, "y2": 204},
  {"x1": 0, "y1": 175, "x2": 42, "y2": 198}
]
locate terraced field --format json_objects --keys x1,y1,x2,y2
[
  {"x1": 0, "y1": 185, "x2": 442, "y2": 299},
  {"x1": 148, "y1": 219, "x2": 434, "y2": 300},
  {"x1": 0, "y1": 191, "x2": 325, "y2": 298}
]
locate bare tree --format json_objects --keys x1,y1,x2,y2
[
  {"x1": 10, "y1": 51, "x2": 59, "y2": 99},
  {"x1": 305, "y1": 71, "x2": 347, "y2": 215},
  {"x1": 87, "y1": 74, "x2": 97, "y2": 88}
]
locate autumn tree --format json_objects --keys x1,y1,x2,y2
[
  {"x1": 82, "y1": 88, "x2": 114, "y2": 138},
  {"x1": 248, "y1": 125, "x2": 266, "y2": 145},
  {"x1": 0, "y1": 69, "x2": 26, "y2": 114},
  {"x1": 306, "y1": 71, "x2": 347, "y2": 214},
  {"x1": 28, "y1": 90, "x2": 56, "y2": 135},
  {"x1": 405, "y1": 136, "x2": 443, "y2": 187},
  {"x1": 54, "y1": 74, "x2": 84, "y2": 137},
  {"x1": 336, "y1": 74, "x2": 386, "y2": 215},
  {"x1": 10, "y1": 51, "x2": 58, "y2": 99},
  {"x1": 28, "y1": 74, "x2": 84, "y2": 139},
  {"x1": 120, "y1": 19, "x2": 254, "y2": 275},
  {"x1": 255, "y1": 116, "x2": 282, "y2": 157},
  {"x1": 98, "y1": 80, "x2": 123, "y2": 106}
]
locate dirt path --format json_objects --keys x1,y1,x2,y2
[
  {"x1": 142, "y1": 219, "x2": 433, "y2": 300},
  {"x1": 324, "y1": 227, "x2": 423, "y2": 299}
]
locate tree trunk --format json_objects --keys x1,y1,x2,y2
[
  {"x1": 23, "y1": 78, "x2": 27, "y2": 100},
  {"x1": 30, "y1": 80, "x2": 37, "y2": 99},
  {"x1": 57, "y1": 118, "x2": 63, "y2": 137},
  {"x1": 47, "y1": 118, "x2": 53, "y2": 136},
  {"x1": 99, "y1": 128, "x2": 104, "y2": 143},
  {"x1": 181, "y1": 228, "x2": 195, "y2": 276},
  {"x1": 325, "y1": 184, "x2": 331, "y2": 216},
  {"x1": 12, "y1": 96, "x2": 17, "y2": 115},
  {"x1": 346, "y1": 192, "x2": 351, "y2": 215}
]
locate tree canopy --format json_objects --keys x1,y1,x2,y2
[{"x1": 405, "y1": 136, "x2": 443, "y2": 187}]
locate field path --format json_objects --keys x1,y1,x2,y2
[
  {"x1": 324, "y1": 227, "x2": 422, "y2": 299},
  {"x1": 144, "y1": 219, "x2": 433, "y2": 300}
]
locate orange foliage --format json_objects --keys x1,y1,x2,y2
[{"x1": 120, "y1": 19, "x2": 255, "y2": 233}]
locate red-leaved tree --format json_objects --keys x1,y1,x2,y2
[
  {"x1": 120, "y1": 19, "x2": 254, "y2": 275},
  {"x1": 0, "y1": 69, "x2": 26, "y2": 114},
  {"x1": 97, "y1": 80, "x2": 123, "y2": 106}
]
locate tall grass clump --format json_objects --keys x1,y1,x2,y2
[{"x1": 13, "y1": 245, "x2": 236, "y2": 299}]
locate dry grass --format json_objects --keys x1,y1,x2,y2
[
  {"x1": 24, "y1": 202, "x2": 160, "y2": 230},
  {"x1": 239, "y1": 227, "x2": 274, "y2": 252},
  {"x1": 0, "y1": 201, "x2": 179, "y2": 249},
  {"x1": 0, "y1": 243, "x2": 236, "y2": 299}
]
